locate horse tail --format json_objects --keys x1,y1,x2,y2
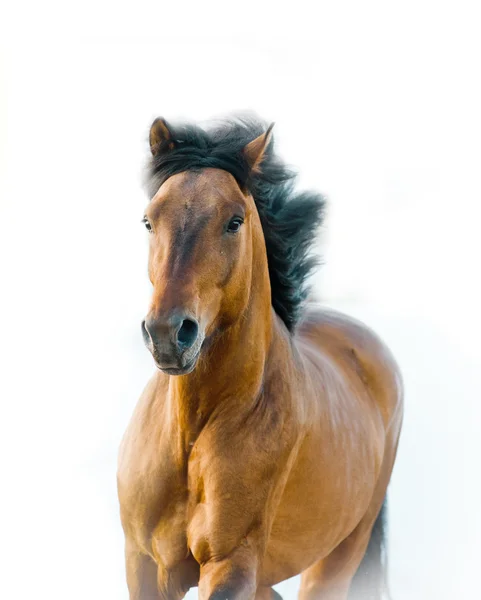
[{"x1": 348, "y1": 498, "x2": 391, "y2": 600}]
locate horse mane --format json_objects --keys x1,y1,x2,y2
[{"x1": 146, "y1": 114, "x2": 326, "y2": 332}]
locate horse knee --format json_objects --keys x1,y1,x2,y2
[
  {"x1": 203, "y1": 576, "x2": 256, "y2": 600},
  {"x1": 198, "y1": 551, "x2": 258, "y2": 600}
]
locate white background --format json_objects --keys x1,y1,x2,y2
[{"x1": 1, "y1": 2, "x2": 480, "y2": 598}]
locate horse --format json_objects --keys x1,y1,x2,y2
[{"x1": 117, "y1": 115, "x2": 404, "y2": 600}]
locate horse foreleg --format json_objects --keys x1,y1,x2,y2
[{"x1": 125, "y1": 542, "x2": 161, "y2": 600}]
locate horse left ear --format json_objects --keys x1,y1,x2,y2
[
  {"x1": 243, "y1": 123, "x2": 275, "y2": 173},
  {"x1": 149, "y1": 117, "x2": 175, "y2": 156}
]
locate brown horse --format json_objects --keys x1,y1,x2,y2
[{"x1": 117, "y1": 115, "x2": 403, "y2": 600}]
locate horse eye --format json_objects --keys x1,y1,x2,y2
[
  {"x1": 226, "y1": 217, "x2": 244, "y2": 234},
  {"x1": 141, "y1": 217, "x2": 152, "y2": 233}
]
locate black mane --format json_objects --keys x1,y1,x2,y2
[{"x1": 146, "y1": 115, "x2": 326, "y2": 332}]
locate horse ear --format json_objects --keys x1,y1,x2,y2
[
  {"x1": 243, "y1": 123, "x2": 275, "y2": 173},
  {"x1": 149, "y1": 117, "x2": 175, "y2": 156}
]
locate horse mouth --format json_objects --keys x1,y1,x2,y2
[{"x1": 155, "y1": 352, "x2": 199, "y2": 376}]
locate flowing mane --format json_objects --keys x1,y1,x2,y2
[{"x1": 146, "y1": 115, "x2": 326, "y2": 331}]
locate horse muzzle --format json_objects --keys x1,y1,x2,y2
[{"x1": 141, "y1": 311, "x2": 203, "y2": 375}]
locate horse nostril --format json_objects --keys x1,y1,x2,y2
[
  {"x1": 141, "y1": 320, "x2": 151, "y2": 346},
  {"x1": 177, "y1": 318, "x2": 199, "y2": 350}
]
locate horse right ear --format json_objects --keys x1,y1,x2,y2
[
  {"x1": 149, "y1": 118, "x2": 175, "y2": 156},
  {"x1": 243, "y1": 123, "x2": 275, "y2": 174}
]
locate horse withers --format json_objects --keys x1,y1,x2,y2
[{"x1": 117, "y1": 115, "x2": 403, "y2": 600}]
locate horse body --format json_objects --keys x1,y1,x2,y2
[{"x1": 118, "y1": 116, "x2": 403, "y2": 599}]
